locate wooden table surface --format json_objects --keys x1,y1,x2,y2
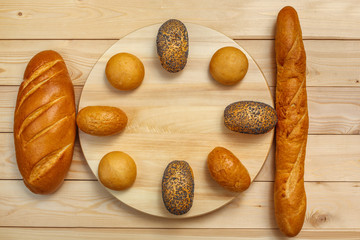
[{"x1": 1, "y1": 0, "x2": 360, "y2": 239}]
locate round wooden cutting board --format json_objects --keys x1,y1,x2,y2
[{"x1": 78, "y1": 23, "x2": 274, "y2": 218}]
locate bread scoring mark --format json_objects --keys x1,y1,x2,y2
[
  {"x1": 17, "y1": 96, "x2": 66, "y2": 137},
  {"x1": 287, "y1": 111, "x2": 308, "y2": 139},
  {"x1": 276, "y1": 30, "x2": 301, "y2": 67},
  {"x1": 285, "y1": 140, "x2": 305, "y2": 197},
  {"x1": 28, "y1": 143, "x2": 72, "y2": 184},
  {"x1": 20, "y1": 60, "x2": 62, "y2": 94},
  {"x1": 288, "y1": 76, "x2": 305, "y2": 105},
  {"x1": 26, "y1": 112, "x2": 75, "y2": 145},
  {"x1": 16, "y1": 69, "x2": 64, "y2": 115},
  {"x1": 286, "y1": 34, "x2": 301, "y2": 63}
]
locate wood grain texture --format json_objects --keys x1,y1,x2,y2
[
  {"x1": 2, "y1": 134, "x2": 360, "y2": 182},
  {"x1": 256, "y1": 135, "x2": 360, "y2": 182},
  {"x1": 2, "y1": 85, "x2": 360, "y2": 134},
  {"x1": 1, "y1": 0, "x2": 359, "y2": 238},
  {"x1": 0, "y1": 0, "x2": 359, "y2": 39},
  {"x1": 1, "y1": 228, "x2": 360, "y2": 240},
  {"x1": 307, "y1": 86, "x2": 360, "y2": 134},
  {"x1": 238, "y1": 40, "x2": 360, "y2": 87},
  {"x1": 78, "y1": 23, "x2": 274, "y2": 218},
  {"x1": 0, "y1": 180, "x2": 359, "y2": 229},
  {"x1": 0, "y1": 40, "x2": 115, "y2": 86},
  {"x1": 0, "y1": 40, "x2": 359, "y2": 87}
]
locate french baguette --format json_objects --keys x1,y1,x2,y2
[
  {"x1": 274, "y1": 6, "x2": 309, "y2": 237},
  {"x1": 14, "y1": 50, "x2": 76, "y2": 194}
]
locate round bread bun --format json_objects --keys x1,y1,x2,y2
[
  {"x1": 105, "y1": 53, "x2": 145, "y2": 90},
  {"x1": 209, "y1": 46, "x2": 248, "y2": 86},
  {"x1": 98, "y1": 151, "x2": 137, "y2": 191}
]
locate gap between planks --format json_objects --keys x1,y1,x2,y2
[
  {"x1": 0, "y1": 39, "x2": 359, "y2": 87},
  {"x1": 0, "y1": 227, "x2": 359, "y2": 240},
  {"x1": 0, "y1": 181, "x2": 359, "y2": 229},
  {"x1": 3, "y1": 134, "x2": 360, "y2": 182}
]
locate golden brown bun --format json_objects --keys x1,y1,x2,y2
[
  {"x1": 274, "y1": 6, "x2": 309, "y2": 237},
  {"x1": 76, "y1": 106, "x2": 128, "y2": 136},
  {"x1": 105, "y1": 53, "x2": 145, "y2": 91},
  {"x1": 98, "y1": 151, "x2": 137, "y2": 191},
  {"x1": 209, "y1": 47, "x2": 248, "y2": 86},
  {"x1": 208, "y1": 147, "x2": 250, "y2": 192},
  {"x1": 14, "y1": 50, "x2": 76, "y2": 194}
]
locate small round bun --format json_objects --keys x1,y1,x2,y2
[
  {"x1": 98, "y1": 151, "x2": 137, "y2": 191},
  {"x1": 209, "y1": 46, "x2": 248, "y2": 86},
  {"x1": 105, "y1": 53, "x2": 145, "y2": 90}
]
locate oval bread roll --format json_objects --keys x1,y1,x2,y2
[
  {"x1": 14, "y1": 50, "x2": 76, "y2": 194},
  {"x1": 208, "y1": 147, "x2": 251, "y2": 192},
  {"x1": 76, "y1": 106, "x2": 128, "y2": 136}
]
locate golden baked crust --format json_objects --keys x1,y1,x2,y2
[
  {"x1": 14, "y1": 50, "x2": 76, "y2": 194},
  {"x1": 208, "y1": 147, "x2": 250, "y2": 192},
  {"x1": 209, "y1": 46, "x2": 248, "y2": 86},
  {"x1": 105, "y1": 53, "x2": 145, "y2": 91},
  {"x1": 76, "y1": 106, "x2": 128, "y2": 136},
  {"x1": 274, "y1": 6, "x2": 309, "y2": 237},
  {"x1": 98, "y1": 151, "x2": 137, "y2": 191}
]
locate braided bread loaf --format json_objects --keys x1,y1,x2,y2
[
  {"x1": 14, "y1": 50, "x2": 76, "y2": 194},
  {"x1": 274, "y1": 6, "x2": 309, "y2": 237}
]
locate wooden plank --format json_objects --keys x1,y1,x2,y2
[
  {"x1": 0, "y1": 40, "x2": 115, "y2": 86},
  {"x1": 0, "y1": 40, "x2": 359, "y2": 87},
  {"x1": 238, "y1": 40, "x2": 360, "y2": 87},
  {"x1": 256, "y1": 135, "x2": 360, "y2": 182},
  {"x1": 259, "y1": 84, "x2": 360, "y2": 134},
  {"x1": 2, "y1": 85, "x2": 360, "y2": 134},
  {"x1": 307, "y1": 86, "x2": 360, "y2": 134},
  {"x1": 0, "y1": 180, "x2": 359, "y2": 229},
  {"x1": 0, "y1": 0, "x2": 359, "y2": 39},
  {"x1": 1, "y1": 227, "x2": 359, "y2": 240},
  {"x1": 0, "y1": 0, "x2": 358, "y2": 237},
  {"x1": 2, "y1": 133, "x2": 360, "y2": 182}
]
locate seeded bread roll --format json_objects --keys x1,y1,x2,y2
[
  {"x1": 14, "y1": 50, "x2": 76, "y2": 194},
  {"x1": 162, "y1": 160, "x2": 194, "y2": 215},
  {"x1": 274, "y1": 6, "x2": 309, "y2": 237},
  {"x1": 156, "y1": 19, "x2": 189, "y2": 73}
]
